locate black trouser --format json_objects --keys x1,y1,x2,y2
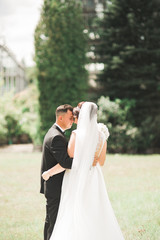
[{"x1": 44, "y1": 196, "x2": 60, "y2": 240}]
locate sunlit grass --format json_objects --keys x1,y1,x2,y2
[
  {"x1": 0, "y1": 153, "x2": 159, "y2": 239},
  {"x1": 0, "y1": 153, "x2": 44, "y2": 240},
  {"x1": 102, "y1": 154, "x2": 160, "y2": 240}
]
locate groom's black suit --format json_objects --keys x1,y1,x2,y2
[{"x1": 40, "y1": 124, "x2": 73, "y2": 240}]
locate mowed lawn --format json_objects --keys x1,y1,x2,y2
[{"x1": 0, "y1": 152, "x2": 159, "y2": 240}]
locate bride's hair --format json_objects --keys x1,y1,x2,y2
[
  {"x1": 73, "y1": 101, "x2": 97, "y2": 120},
  {"x1": 90, "y1": 103, "x2": 97, "y2": 120},
  {"x1": 73, "y1": 101, "x2": 85, "y2": 119}
]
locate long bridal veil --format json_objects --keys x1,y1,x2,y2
[{"x1": 50, "y1": 102, "x2": 124, "y2": 240}]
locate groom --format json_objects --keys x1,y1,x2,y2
[{"x1": 40, "y1": 104, "x2": 74, "y2": 240}]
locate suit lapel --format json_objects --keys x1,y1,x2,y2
[{"x1": 52, "y1": 124, "x2": 65, "y2": 136}]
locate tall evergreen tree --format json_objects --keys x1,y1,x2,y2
[
  {"x1": 34, "y1": 0, "x2": 88, "y2": 140},
  {"x1": 97, "y1": 0, "x2": 160, "y2": 127}
]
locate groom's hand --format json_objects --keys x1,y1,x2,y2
[{"x1": 42, "y1": 171, "x2": 50, "y2": 181}]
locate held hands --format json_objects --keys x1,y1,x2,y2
[
  {"x1": 42, "y1": 157, "x2": 99, "y2": 180},
  {"x1": 42, "y1": 171, "x2": 50, "y2": 181}
]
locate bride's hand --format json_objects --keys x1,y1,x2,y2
[{"x1": 42, "y1": 171, "x2": 50, "y2": 181}]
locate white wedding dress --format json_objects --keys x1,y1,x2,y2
[{"x1": 50, "y1": 102, "x2": 124, "y2": 240}]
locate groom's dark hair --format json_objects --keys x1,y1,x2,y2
[{"x1": 56, "y1": 104, "x2": 73, "y2": 117}]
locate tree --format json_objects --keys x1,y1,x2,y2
[
  {"x1": 34, "y1": 0, "x2": 88, "y2": 140},
  {"x1": 97, "y1": 0, "x2": 160, "y2": 128}
]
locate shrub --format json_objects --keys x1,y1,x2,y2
[
  {"x1": 34, "y1": 0, "x2": 88, "y2": 141},
  {"x1": 0, "y1": 84, "x2": 40, "y2": 145},
  {"x1": 97, "y1": 96, "x2": 139, "y2": 153}
]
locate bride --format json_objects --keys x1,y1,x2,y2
[{"x1": 42, "y1": 102, "x2": 124, "y2": 240}]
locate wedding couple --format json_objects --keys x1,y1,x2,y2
[{"x1": 40, "y1": 101, "x2": 124, "y2": 240}]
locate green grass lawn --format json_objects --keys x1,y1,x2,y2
[{"x1": 0, "y1": 153, "x2": 159, "y2": 240}]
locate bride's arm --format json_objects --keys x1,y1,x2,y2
[
  {"x1": 67, "y1": 132, "x2": 76, "y2": 157},
  {"x1": 98, "y1": 141, "x2": 107, "y2": 166},
  {"x1": 42, "y1": 164, "x2": 65, "y2": 181},
  {"x1": 93, "y1": 141, "x2": 107, "y2": 166}
]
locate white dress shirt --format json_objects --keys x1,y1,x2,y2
[{"x1": 54, "y1": 123, "x2": 65, "y2": 133}]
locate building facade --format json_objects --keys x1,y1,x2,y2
[{"x1": 0, "y1": 44, "x2": 27, "y2": 95}]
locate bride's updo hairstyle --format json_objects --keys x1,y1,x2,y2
[
  {"x1": 90, "y1": 103, "x2": 98, "y2": 120},
  {"x1": 73, "y1": 101, "x2": 85, "y2": 119},
  {"x1": 73, "y1": 101, "x2": 97, "y2": 121}
]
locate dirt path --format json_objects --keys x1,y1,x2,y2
[{"x1": 0, "y1": 144, "x2": 34, "y2": 153}]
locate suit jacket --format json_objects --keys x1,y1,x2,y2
[{"x1": 40, "y1": 124, "x2": 73, "y2": 199}]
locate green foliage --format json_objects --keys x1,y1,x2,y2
[
  {"x1": 0, "y1": 84, "x2": 40, "y2": 145},
  {"x1": 0, "y1": 91, "x2": 17, "y2": 144},
  {"x1": 5, "y1": 115, "x2": 25, "y2": 144},
  {"x1": 136, "y1": 115, "x2": 160, "y2": 152},
  {"x1": 96, "y1": 0, "x2": 160, "y2": 151},
  {"x1": 97, "y1": 0, "x2": 160, "y2": 112},
  {"x1": 26, "y1": 66, "x2": 38, "y2": 84},
  {"x1": 0, "y1": 116, "x2": 7, "y2": 145},
  {"x1": 97, "y1": 96, "x2": 139, "y2": 153},
  {"x1": 97, "y1": 96, "x2": 160, "y2": 153},
  {"x1": 34, "y1": 0, "x2": 88, "y2": 140}
]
